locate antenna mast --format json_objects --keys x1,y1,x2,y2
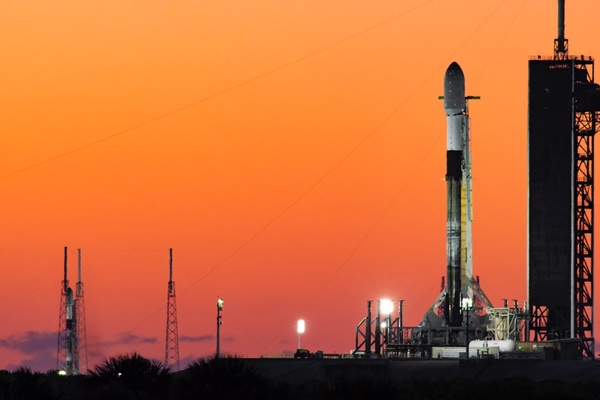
[
  {"x1": 554, "y1": 0, "x2": 568, "y2": 59},
  {"x1": 165, "y1": 248, "x2": 180, "y2": 371}
]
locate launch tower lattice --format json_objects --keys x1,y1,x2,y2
[{"x1": 56, "y1": 247, "x2": 69, "y2": 372}]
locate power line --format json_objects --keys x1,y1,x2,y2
[
  {"x1": 0, "y1": 0, "x2": 434, "y2": 181},
  {"x1": 90, "y1": 0, "x2": 438, "y2": 353}
]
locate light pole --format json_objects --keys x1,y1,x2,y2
[
  {"x1": 461, "y1": 297, "x2": 473, "y2": 360},
  {"x1": 216, "y1": 297, "x2": 223, "y2": 359},
  {"x1": 297, "y1": 319, "x2": 305, "y2": 349},
  {"x1": 399, "y1": 300, "x2": 404, "y2": 344}
]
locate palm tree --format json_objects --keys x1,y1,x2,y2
[{"x1": 87, "y1": 352, "x2": 170, "y2": 399}]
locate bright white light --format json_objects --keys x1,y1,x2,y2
[
  {"x1": 217, "y1": 298, "x2": 224, "y2": 310},
  {"x1": 380, "y1": 299, "x2": 394, "y2": 315},
  {"x1": 461, "y1": 297, "x2": 473, "y2": 309},
  {"x1": 381, "y1": 321, "x2": 388, "y2": 329},
  {"x1": 297, "y1": 319, "x2": 305, "y2": 334},
  {"x1": 58, "y1": 370, "x2": 67, "y2": 376}
]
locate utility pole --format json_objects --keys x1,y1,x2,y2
[{"x1": 462, "y1": 297, "x2": 473, "y2": 360}]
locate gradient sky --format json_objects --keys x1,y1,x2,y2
[{"x1": 1, "y1": 0, "x2": 600, "y2": 371}]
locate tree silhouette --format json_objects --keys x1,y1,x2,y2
[
  {"x1": 87, "y1": 352, "x2": 170, "y2": 400},
  {"x1": 6, "y1": 367, "x2": 56, "y2": 400},
  {"x1": 172, "y1": 355, "x2": 268, "y2": 400}
]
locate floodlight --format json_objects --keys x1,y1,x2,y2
[
  {"x1": 380, "y1": 299, "x2": 394, "y2": 315},
  {"x1": 297, "y1": 319, "x2": 306, "y2": 334}
]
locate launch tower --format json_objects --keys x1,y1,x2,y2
[
  {"x1": 528, "y1": 0, "x2": 600, "y2": 358},
  {"x1": 56, "y1": 247, "x2": 87, "y2": 374}
]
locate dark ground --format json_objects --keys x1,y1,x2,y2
[
  {"x1": 247, "y1": 357, "x2": 600, "y2": 384},
  {"x1": 3, "y1": 356, "x2": 600, "y2": 399}
]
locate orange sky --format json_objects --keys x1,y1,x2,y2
[{"x1": 1, "y1": 0, "x2": 600, "y2": 371}]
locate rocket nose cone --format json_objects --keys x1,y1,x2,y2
[{"x1": 444, "y1": 62, "x2": 466, "y2": 115}]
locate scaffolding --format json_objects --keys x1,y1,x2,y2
[{"x1": 487, "y1": 301, "x2": 528, "y2": 341}]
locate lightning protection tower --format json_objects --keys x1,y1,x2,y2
[
  {"x1": 74, "y1": 249, "x2": 88, "y2": 373},
  {"x1": 165, "y1": 248, "x2": 180, "y2": 371}
]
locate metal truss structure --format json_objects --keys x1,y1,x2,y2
[
  {"x1": 573, "y1": 58, "x2": 598, "y2": 358},
  {"x1": 74, "y1": 249, "x2": 88, "y2": 373},
  {"x1": 487, "y1": 302, "x2": 528, "y2": 341},
  {"x1": 165, "y1": 249, "x2": 180, "y2": 371}
]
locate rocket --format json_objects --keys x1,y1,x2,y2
[
  {"x1": 444, "y1": 61, "x2": 466, "y2": 327},
  {"x1": 418, "y1": 62, "x2": 492, "y2": 334},
  {"x1": 66, "y1": 287, "x2": 75, "y2": 373},
  {"x1": 61, "y1": 247, "x2": 79, "y2": 375}
]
